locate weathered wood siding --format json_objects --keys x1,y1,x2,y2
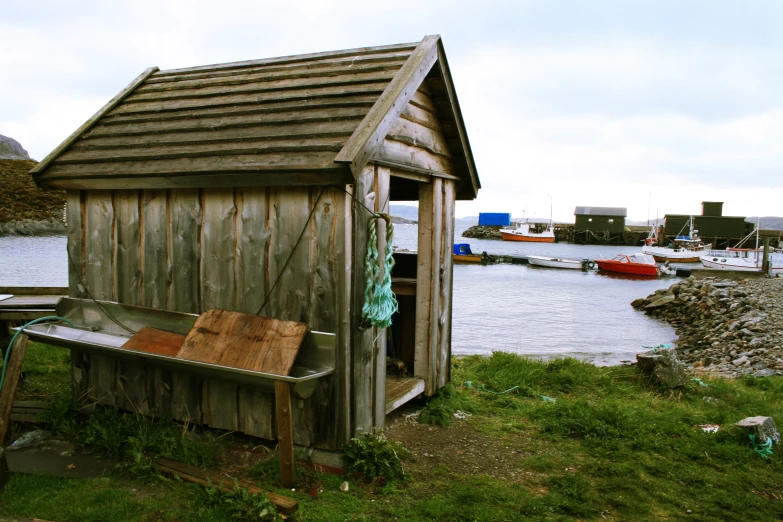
[
  {"x1": 414, "y1": 179, "x2": 456, "y2": 396},
  {"x1": 375, "y1": 84, "x2": 453, "y2": 178},
  {"x1": 68, "y1": 186, "x2": 349, "y2": 449},
  {"x1": 350, "y1": 164, "x2": 391, "y2": 433}
]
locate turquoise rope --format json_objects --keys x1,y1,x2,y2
[
  {"x1": 749, "y1": 434, "x2": 774, "y2": 458},
  {"x1": 465, "y1": 381, "x2": 520, "y2": 395},
  {"x1": 643, "y1": 343, "x2": 673, "y2": 354},
  {"x1": 1, "y1": 316, "x2": 74, "y2": 393},
  {"x1": 361, "y1": 213, "x2": 398, "y2": 330}
]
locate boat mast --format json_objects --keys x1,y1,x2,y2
[{"x1": 548, "y1": 194, "x2": 553, "y2": 228}]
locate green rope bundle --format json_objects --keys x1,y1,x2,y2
[{"x1": 361, "y1": 212, "x2": 398, "y2": 330}]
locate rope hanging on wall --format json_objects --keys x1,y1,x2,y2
[{"x1": 361, "y1": 213, "x2": 398, "y2": 330}]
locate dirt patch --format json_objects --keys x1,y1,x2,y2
[{"x1": 384, "y1": 413, "x2": 527, "y2": 481}]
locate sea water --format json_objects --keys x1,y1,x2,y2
[{"x1": 0, "y1": 227, "x2": 675, "y2": 365}]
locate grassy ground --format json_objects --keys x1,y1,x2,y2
[{"x1": 1, "y1": 344, "x2": 782, "y2": 521}]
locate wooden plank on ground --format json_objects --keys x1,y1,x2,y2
[
  {"x1": 150, "y1": 455, "x2": 298, "y2": 515},
  {"x1": 177, "y1": 310, "x2": 308, "y2": 375},
  {"x1": 0, "y1": 334, "x2": 29, "y2": 444}
]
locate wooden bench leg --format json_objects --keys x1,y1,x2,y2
[
  {"x1": 275, "y1": 380, "x2": 295, "y2": 487},
  {"x1": 0, "y1": 333, "x2": 29, "y2": 445}
]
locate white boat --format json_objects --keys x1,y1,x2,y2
[
  {"x1": 700, "y1": 249, "x2": 783, "y2": 275},
  {"x1": 527, "y1": 255, "x2": 586, "y2": 270},
  {"x1": 499, "y1": 222, "x2": 555, "y2": 242},
  {"x1": 642, "y1": 216, "x2": 710, "y2": 263}
]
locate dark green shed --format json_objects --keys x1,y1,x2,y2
[{"x1": 574, "y1": 206, "x2": 626, "y2": 233}]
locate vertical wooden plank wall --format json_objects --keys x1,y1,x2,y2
[
  {"x1": 143, "y1": 190, "x2": 173, "y2": 417},
  {"x1": 69, "y1": 186, "x2": 347, "y2": 449},
  {"x1": 373, "y1": 166, "x2": 390, "y2": 428},
  {"x1": 414, "y1": 178, "x2": 453, "y2": 395},
  {"x1": 66, "y1": 191, "x2": 89, "y2": 398},
  {"x1": 236, "y1": 187, "x2": 273, "y2": 440},
  {"x1": 350, "y1": 164, "x2": 390, "y2": 434},
  {"x1": 200, "y1": 189, "x2": 239, "y2": 431},
  {"x1": 84, "y1": 191, "x2": 117, "y2": 405},
  {"x1": 438, "y1": 181, "x2": 456, "y2": 388},
  {"x1": 168, "y1": 189, "x2": 203, "y2": 423},
  {"x1": 351, "y1": 165, "x2": 376, "y2": 435},
  {"x1": 114, "y1": 191, "x2": 148, "y2": 414}
]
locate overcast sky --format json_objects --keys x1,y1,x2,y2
[{"x1": 2, "y1": 0, "x2": 782, "y2": 221}]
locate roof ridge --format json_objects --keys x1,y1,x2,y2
[
  {"x1": 335, "y1": 35, "x2": 440, "y2": 174},
  {"x1": 155, "y1": 42, "x2": 419, "y2": 77}
]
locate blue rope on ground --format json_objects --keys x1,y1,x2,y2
[
  {"x1": 1, "y1": 316, "x2": 74, "y2": 393},
  {"x1": 643, "y1": 343, "x2": 673, "y2": 354},
  {"x1": 749, "y1": 434, "x2": 774, "y2": 458},
  {"x1": 361, "y1": 213, "x2": 398, "y2": 330},
  {"x1": 691, "y1": 378, "x2": 710, "y2": 387},
  {"x1": 465, "y1": 381, "x2": 520, "y2": 395}
]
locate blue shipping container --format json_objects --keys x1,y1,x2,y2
[{"x1": 478, "y1": 213, "x2": 511, "y2": 226}]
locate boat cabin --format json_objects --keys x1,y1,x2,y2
[{"x1": 29, "y1": 35, "x2": 480, "y2": 450}]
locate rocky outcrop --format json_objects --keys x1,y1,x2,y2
[
  {"x1": 0, "y1": 217, "x2": 65, "y2": 236},
  {"x1": 632, "y1": 277, "x2": 783, "y2": 378},
  {"x1": 462, "y1": 225, "x2": 502, "y2": 240},
  {"x1": 0, "y1": 135, "x2": 31, "y2": 160}
]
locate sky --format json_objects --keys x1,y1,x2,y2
[{"x1": 2, "y1": 0, "x2": 782, "y2": 222}]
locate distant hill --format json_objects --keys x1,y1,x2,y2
[
  {"x1": 0, "y1": 134, "x2": 31, "y2": 160},
  {"x1": 389, "y1": 204, "x2": 419, "y2": 221},
  {"x1": 747, "y1": 217, "x2": 783, "y2": 230}
]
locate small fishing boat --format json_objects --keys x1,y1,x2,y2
[
  {"x1": 527, "y1": 255, "x2": 589, "y2": 270},
  {"x1": 453, "y1": 243, "x2": 487, "y2": 264},
  {"x1": 642, "y1": 216, "x2": 710, "y2": 262},
  {"x1": 700, "y1": 249, "x2": 783, "y2": 275},
  {"x1": 499, "y1": 221, "x2": 555, "y2": 243},
  {"x1": 595, "y1": 253, "x2": 659, "y2": 277}
]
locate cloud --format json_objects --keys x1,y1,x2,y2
[{"x1": 2, "y1": 1, "x2": 782, "y2": 222}]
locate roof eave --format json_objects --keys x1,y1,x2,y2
[{"x1": 334, "y1": 35, "x2": 440, "y2": 177}]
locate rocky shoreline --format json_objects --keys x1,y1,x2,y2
[
  {"x1": 0, "y1": 217, "x2": 66, "y2": 237},
  {"x1": 632, "y1": 276, "x2": 783, "y2": 378},
  {"x1": 461, "y1": 225, "x2": 502, "y2": 239}
]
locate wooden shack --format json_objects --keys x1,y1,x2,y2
[{"x1": 30, "y1": 35, "x2": 480, "y2": 450}]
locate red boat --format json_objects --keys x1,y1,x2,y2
[{"x1": 595, "y1": 253, "x2": 659, "y2": 277}]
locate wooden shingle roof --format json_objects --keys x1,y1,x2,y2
[{"x1": 32, "y1": 36, "x2": 479, "y2": 199}]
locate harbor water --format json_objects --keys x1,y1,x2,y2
[{"x1": 0, "y1": 226, "x2": 676, "y2": 365}]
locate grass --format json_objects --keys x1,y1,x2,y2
[{"x1": 1, "y1": 346, "x2": 782, "y2": 521}]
